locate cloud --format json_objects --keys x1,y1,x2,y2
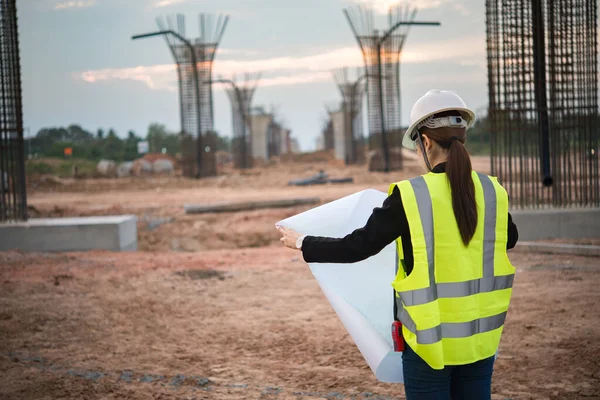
[
  {"x1": 152, "y1": 0, "x2": 187, "y2": 7},
  {"x1": 81, "y1": 66, "x2": 332, "y2": 92},
  {"x1": 401, "y1": 35, "x2": 485, "y2": 63},
  {"x1": 78, "y1": 48, "x2": 361, "y2": 91},
  {"x1": 218, "y1": 48, "x2": 263, "y2": 58},
  {"x1": 213, "y1": 72, "x2": 334, "y2": 88},
  {"x1": 214, "y1": 47, "x2": 364, "y2": 75},
  {"x1": 55, "y1": 0, "x2": 95, "y2": 9},
  {"x1": 80, "y1": 64, "x2": 178, "y2": 92},
  {"x1": 78, "y1": 35, "x2": 485, "y2": 91},
  {"x1": 451, "y1": 3, "x2": 472, "y2": 16},
  {"x1": 351, "y1": 0, "x2": 452, "y2": 14}
]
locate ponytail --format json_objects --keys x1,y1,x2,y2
[
  {"x1": 446, "y1": 138, "x2": 477, "y2": 246},
  {"x1": 421, "y1": 116, "x2": 477, "y2": 246}
]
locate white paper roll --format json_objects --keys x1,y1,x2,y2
[{"x1": 277, "y1": 189, "x2": 404, "y2": 383}]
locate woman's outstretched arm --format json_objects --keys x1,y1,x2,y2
[{"x1": 301, "y1": 186, "x2": 406, "y2": 264}]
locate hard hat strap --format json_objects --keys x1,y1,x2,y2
[{"x1": 415, "y1": 132, "x2": 434, "y2": 172}]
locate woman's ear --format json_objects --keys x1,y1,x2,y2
[{"x1": 421, "y1": 134, "x2": 431, "y2": 153}]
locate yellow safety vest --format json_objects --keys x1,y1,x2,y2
[{"x1": 389, "y1": 171, "x2": 515, "y2": 370}]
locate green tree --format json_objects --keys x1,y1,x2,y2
[
  {"x1": 67, "y1": 124, "x2": 94, "y2": 143},
  {"x1": 466, "y1": 114, "x2": 491, "y2": 155},
  {"x1": 147, "y1": 123, "x2": 168, "y2": 153},
  {"x1": 30, "y1": 123, "x2": 235, "y2": 162},
  {"x1": 102, "y1": 129, "x2": 125, "y2": 161},
  {"x1": 124, "y1": 130, "x2": 141, "y2": 161},
  {"x1": 33, "y1": 127, "x2": 68, "y2": 155},
  {"x1": 146, "y1": 123, "x2": 179, "y2": 156}
]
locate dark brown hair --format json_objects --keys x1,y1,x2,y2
[{"x1": 420, "y1": 111, "x2": 477, "y2": 246}]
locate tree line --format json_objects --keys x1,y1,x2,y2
[{"x1": 26, "y1": 123, "x2": 231, "y2": 162}]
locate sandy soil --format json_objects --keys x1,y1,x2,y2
[
  {"x1": 24, "y1": 159, "x2": 490, "y2": 252},
  {"x1": 0, "y1": 248, "x2": 599, "y2": 400},
  {"x1": 539, "y1": 239, "x2": 600, "y2": 246},
  {"x1": 2, "y1": 157, "x2": 599, "y2": 399}
]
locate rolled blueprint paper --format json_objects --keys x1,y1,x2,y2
[{"x1": 277, "y1": 189, "x2": 404, "y2": 383}]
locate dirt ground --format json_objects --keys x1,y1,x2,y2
[
  {"x1": 24, "y1": 158, "x2": 488, "y2": 252},
  {"x1": 1, "y1": 249, "x2": 599, "y2": 400},
  {"x1": 2, "y1": 157, "x2": 599, "y2": 399}
]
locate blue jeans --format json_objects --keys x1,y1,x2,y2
[{"x1": 402, "y1": 344, "x2": 495, "y2": 400}]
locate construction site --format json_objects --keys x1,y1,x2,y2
[{"x1": 1, "y1": 0, "x2": 599, "y2": 399}]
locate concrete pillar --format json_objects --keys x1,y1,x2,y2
[
  {"x1": 249, "y1": 114, "x2": 272, "y2": 161},
  {"x1": 280, "y1": 129, "x2": 291, "y2": 154},
  {"x1": 332, "y1": 111, "x2": 346, "y2": 162},
  {"x1": 290, "y1": 138, "x2": 300, "y2": 153}
]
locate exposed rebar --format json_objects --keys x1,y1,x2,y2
[
  {"x1": 221, "y1": 73, "x2": 261, "y2": 169},
  {"x1": 0, "y1": 0, "x2": 27, "y2": 222},
  {"x1": 333, "y1": 67, "x2": 366, "y2": 164},
  {"x1": 343, "y1": 3, "x2": 440, "y2": 171},
  {"x1": 152, "y1": 13, "x2": 229, "y2": 178},
  {"x1": 486, "y1": 0, "x2": 598, "y2": 208}
]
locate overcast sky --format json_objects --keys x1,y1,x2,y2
[{"x1": 19, "y1": 0, "x2": 489, "y2": 151}]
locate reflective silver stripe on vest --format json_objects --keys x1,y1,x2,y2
[
  {"x1": 410, "y1": 177, "x2": 437, "y2": 299},
  {"x1": 478, "y1": 173, "x2": 496, "y2": 278},
  {"x1": 395, "y1": 239, "x2": 400, "y2": 275},
  {"x1": 400, "y1": 275, "x2": 514, "y2": 306},
  {"x1": 399, "y1": 306, "x2": 508, "y2": 345},
  {"x1": 396, "y1": 173, "x2": 512, "y2": 344}
]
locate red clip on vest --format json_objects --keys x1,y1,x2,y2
[{"x1": 392, "y1": 321, "x2": 404, "y2": 352}]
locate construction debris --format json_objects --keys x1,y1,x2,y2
[
  {"x1": 288, "y1": 171, "x2": 354, "y2": 186},
  {"x1": 184, "y1": 197, "x2": 320, "y2": 214}
]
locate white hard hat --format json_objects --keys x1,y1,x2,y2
[{"x1": 402, "y1": 89, "x2": 476, "y2": 150}]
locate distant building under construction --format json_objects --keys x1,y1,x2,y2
[{"x1": 248, "y1": 107, "x2": 294, "y2": 162}]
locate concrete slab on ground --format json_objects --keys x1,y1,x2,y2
[
  {"x1": 511, "y1": 208, "x2": 600, "y2": 241},
  {"x1": 517, "y1": 242, "x2": 600, "y2": 257},
  {"x1": 0, "y1": 215, "x2": 137, "y2": 252}
]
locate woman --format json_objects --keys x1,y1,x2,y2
[{"x1": 277, "y1": 90, "x2": 518, "y2": 400}]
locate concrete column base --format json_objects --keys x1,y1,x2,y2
[
  {"x1": 0, "y1": 215, "x2": 137, "y2": 252},
  {"x1": 510, "y1": 208, "x2": 600, "y2": 241}
]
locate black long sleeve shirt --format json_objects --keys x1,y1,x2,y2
[{"x1": 302, "y1": 164, "x2": 519, "y2": 276}]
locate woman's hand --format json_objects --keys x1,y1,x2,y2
[{"x1": 276, "y1": 225, "x2": 302, "y2": 250}]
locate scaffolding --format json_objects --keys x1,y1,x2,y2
[
  {"x1": 322, "y1": 114, "x2": 334, "y2": 152},
  {"x1": 222, "y1": 74, "x2": 260, "y2": 169},
  {"x1": 0, "y1": 0, "x2": 26, "y2": 222},
  {"x1": 333, "y1": 67, "x2": 366, "y2": 164},
  {"x1": 486, "y1": 0, "x2": 598, "y2": 208},
  {"x1": 156, "y1": 14, "x2": 228, "y2": 177},
  {"x1": 268, "y1": 120, "x2": 283, "y2": 159},
  {"x1": 344, "y1": 4, "x2": 439, "y2": 171}
]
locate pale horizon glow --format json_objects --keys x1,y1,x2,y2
[
  {"x1": 153, "y1": 0, "x2": 187, "y2": 8},
  {"x1": 55, "y1": 0, "x2": 95, "y2": 9},
  {"x1": 79, "y1": 35, "x2": 485, "y2": 91},
  {"x1": 352, "y1": 0, "x2": 451, "y2": 14}
]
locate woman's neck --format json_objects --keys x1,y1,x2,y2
[{"x1": 428, "y1": 154, "x2": 448, "y2": 170}]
